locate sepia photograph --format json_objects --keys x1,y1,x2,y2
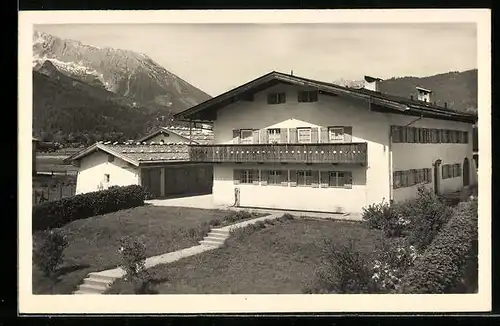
[{"x1": 18, "y1": 9, "x2": 491, "y2": 314}]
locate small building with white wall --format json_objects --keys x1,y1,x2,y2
[
  {"x1": 64, "y1": 127, "x2": 214, "y2": 198},
  {"x1": 174, "y1": 71, "x2": 477, "y2": 214}
]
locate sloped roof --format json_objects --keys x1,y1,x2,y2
[
  {"x1": 174, "y1": 71, "x2": 477, "y2": 124},
  {"x1": 137, "y1": 126, "x2": 215, "y2": 144},
  {"x1": 63, "y1": 141, "x2": 191, "y2": 166}
]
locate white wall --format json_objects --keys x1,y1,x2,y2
[
  {"x1": 390, "y1": 114, "x2": 476, "y2": 202},
  {"x1": 75, "y1": 150, "x2": 140, "y2": 194},
  {"x1": 212, "y1": 83, "x2": 392, "y2": 212},
  {"x1": 213, "y1": 163, "x2": 367, "y2": 214}
]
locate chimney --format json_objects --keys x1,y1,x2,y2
[
  {"x1": 416, "y1": 87, "x2": 432, "y2": 103},
  {"x1": 364, "y1": 76, "x2": 383, "y2": 92}
]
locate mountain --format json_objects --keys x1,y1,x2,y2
[
  {"x1": 378, "y1": 70, "x2": 478, "y2": 113},
  {"x1": 33, "y1": 31, "x2": 211, "y2": 114},
  {"x1": 335, "y1": 70, "x2": 478, "y2": 114},
  {"x1": 33, "y1": 61, "x2": 168, "y2": 145}
]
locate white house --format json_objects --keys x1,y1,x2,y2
[
  {"x1": 173, "y1": 71, "x2": 478, "y2": 214},
  {"x1": 63, "y1": 126, "x2": 214, "y2": 198}
]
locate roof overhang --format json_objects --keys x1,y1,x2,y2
[
  {"x1": 174, "y1": 71, "x2": 476, "y2": 124},
  {"x1": 137, "y1": 127, "x2": 196, "y2": 143},
  {"x1": 62, "y1": 143, "x2": 140, "y2": 166}
]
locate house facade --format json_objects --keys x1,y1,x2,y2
[
  {"x1": 174, "y1": 71, "x2": 477, "y2": 214},
  {"x1": 64, "y1": 127, "x2": 214, "y2": 198}
]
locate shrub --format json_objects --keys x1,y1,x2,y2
[
  {"x1": 304, "y1": 240, "x2": 376, "y2": 294},
  {"x1": 119, "y1": 236, "x2": 156, "y2": 294},
  {"x1": 399, "y1": 199, "x2": 478, "y2": 293},
  {"x1": 254, "y1": 220, "x2": 267, "y2": 229},
  {"x1": 33, "y1": 229, "x2": 69, "y2": 277},
  {"x1": 223, "y1": 210, "x2": 254, "y2": 224},
  {"x1": 362, "y1": 199, "x2": 406, "y2": 237},
  {"x1": 33, "y1": 185, "x2": 146, "y2": 231},
  {"x1": 396, "y1": 186, "x2": 452, "y2": 251},
  {"x1": 209, "y1": 219, "x2": 222, "y2": 227}
]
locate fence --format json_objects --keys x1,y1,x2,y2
[{"x1": 32, "y1": 176, "x2": 77, "y2": 205}]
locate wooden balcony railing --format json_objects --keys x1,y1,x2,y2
[{"x1": 188, "y1": 142, "x2": 368, "y2": 164}]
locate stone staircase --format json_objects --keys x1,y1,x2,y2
[
  {"x1": 198, "y1": 228, "x2": 230, "y2": 247},
  {"x1": 74, "y1": 272, "x2": 119, "y2": 294}
]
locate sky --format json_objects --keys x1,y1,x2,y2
[{"x1": 35, "y1": 23, "x2": 477, "y2": 97}]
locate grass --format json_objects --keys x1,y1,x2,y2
[
  {"x1": 32, "y1": 206, "x2": 234, "y2": 294},
  {"x1": 107, "y1": 216, "x2": 387, "y2": 294},
  {"x1": 36, "y1": 154, "x2": 78, "y2": 174}
]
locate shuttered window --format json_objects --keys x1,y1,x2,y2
[
  {"x1": 329, "y1": 171, "x2": 352, "y2": 188},
  {"x1": 297, "y1": 170, "x2": 313, "y2": 186},
  {"x1": 298, "y1": 90, "x2": 318, "y2": 102},
  {"x1": 240, "y1": 129, "x2": 253, "y2": 144},
  {"x1": 268, "y1": 170, "x2": 282, "y2": 185},
  {"x1": 328, "y1": 127, "x2": 344, "y2": 142},
  {"x1": 268, "y1": 129, "x2": 281, "y2": 144}
]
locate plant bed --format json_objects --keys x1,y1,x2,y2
[
  {"x1": 32, "y1": 206, "x2": 232, "y2": 294},
  {"x1": 106, "y1": 216, "x2": 388, "y2": 294}
]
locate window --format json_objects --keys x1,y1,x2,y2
[
  {"x1": 329, "y1": 171, "x2": 352, "y2": 188},
  {"x1": 240, "y1": 170, "x2": 254, "y2": 184},
  {"x1": 298, "y1": 90, "x2": 318, "y2": 103},
  {"x1": 297, "y1": 128, "x2": 312, "y2": 143},
  {"x1": 328, "y1": 127, "x2": 344, "y2": 142},
  {"x1": 392, "y1": 126, "x2": 402, "y2": 143},
  {"x1": 297, "y1": 170, "x2": 313, "y2": 186},
  {"x1": 268, "y1": 170, "x2": 282, "y2": 185},
  {"x1": 107, "y1": 154, "x2": 115, "y2": 163},
  {"x1": 268, "y1": 128, "x2": 281, "y2": 144},
  {"x1": 393, "y1": 171, "x2": 402, "y2": 188},
  {"x1": 240, "y1": 129, "x2": 253, "y2": 144},
  {"x1": 104, "y1": 174, "x2": 110, "y2": 183},
  {"x1": 464, "y1": 131, "x2": 469, "y2": 144},
  {"x1": 267, "y1": 92, "x2": 286, "y2": 104}
]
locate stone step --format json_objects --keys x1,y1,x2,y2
[
  {"x1": 210, "y1": 229, "x2": 230, "y2": 235},
  {"x1": 205, "y1": 232, "x2": 227, "y2": 240},
  {"x1": 199, "y1": 240, "x2": 224, "y2": 247},
  {"x1": 83, "y1": 278, "x2": 111, "y2": 287},
  {"x1": 87, "y1": 272, "x2": 118, "y2": 284},
  {"x1": 78, "y1": 283, "x2": 107, "y2": 294},
  {"x1": 203, "y1": 236, "x2": 226, "y2": 243}
]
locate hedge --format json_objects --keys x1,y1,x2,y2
[
  {"x1": 399, "y1": 198, "x2": 478, "y2": 293},
  {"x1": 33, "y1": 185, "x2": 146, "y2": 231}
]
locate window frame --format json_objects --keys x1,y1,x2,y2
[
  {"x1": 267, "y1": 92, "x2": 286, "y2": 105},
  {"x1": 297, "y1": 170, "x2": 313, "y2": 186},
  {"x1": 328, "y1": 127, "x2": 344, "y2": 142},
  {"x1": 268, "y1": 170, "x2": 282, "y2": 185},
  {"x1": 297, "y1": 127, "x2": 312, "y2": 143},
  {"x1": 240, "y1": 169, "x2": 254, "y2": 184},
  {"x1": 239, "y1": 129, "x2": 254, "y2": 144},
  {"x1": 298, "y1": 90, "x2": 319, "y2": 103}
]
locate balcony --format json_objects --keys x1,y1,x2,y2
[{"x1": 188, "y1": 142, "x2": 368, "y2": 164}]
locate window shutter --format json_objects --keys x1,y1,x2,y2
[
  {"x1": 252, "y1": 169, "x2": 260, "y2": 185},
  {"x1": 288, "y1": 170, "x2": 296, "y2": 187},
  {"x1": 311, "y1": 171, "x2": 320, "y2": 188},
  {"x1": 252, "y1": 130, "x2": 260, "y2": 144},
  {"x1": 442, "y1": 165, "x2": 446, "y2": 179},
  {"x1": 457, "y1": 164, "x2": 462, "y2": 177},
  {"x1": 233, "y1": 169, "x2": 241, "y2": 184},
  {"x1": 464, "y1": 131, "x2": 469, "y2": 144},
  {"x1": 343, "y1": 127, "x2": 353, "y2": 142},
  {"x1": 233, "y1": 129, "x2": 240, "y2": 144},
  {"x1": 344, "y1": 172, "x2": 353, "y2": 188},
  {"x1": 311, "y1": 127, "x2": 319, "y2": 143},
  {"x1": 320, "y1": 127, "x2": 329, "y2": 143},
  {"x1": 261, "y1": 170, "x2": 269, "y2": 186},
  {"x1": 280, "y1": 128, "x2": 288, "y2": 143},
  {"x1": 320, "y1": 171, "x2": 329, "y2": 188},
  {"x1": 391, "y1": 126, "x2": 400, "y2": 143},
  {"x1": 289, "y1": 128, "x2": 297, "y2": 143},
  {"x1": 401, "y1": 127, "x2": 407, "y2": 142},
  {"x1": 260, "y1": 129, "x2": 268, "y2": 143},
  {"x1": 393, "y1": 171, "x2": 400, "y2": 189}
]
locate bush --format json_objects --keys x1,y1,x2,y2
[
  {"x1": 223, "y1": 210, "x2": 254, "y2": 224},
  {"x1": 33, "y1": 185, "x2": 146, "y2": 231},
  {"x1": 399, "y1": 199, "x2": 478, "y2": 293},
  {"x1": 33, "y1": 229, "x2": 68, "y2": 277},
  {"x1": 304, "y1": 240, "x2": 377, "y2": 294},
  {"x1": 362, "y1": 199, "x2": 406, "y2": 237},
  {"x1": 396, "y1": 186, "x2": 452, "y2": 251}
]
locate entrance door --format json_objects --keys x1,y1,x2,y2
[
  {"x1": 433, "y1": 159, "x2": 442, "y2": 195},
  {"x1": 463, "y1": 157, "x2": 470, "y2": 187},
  {"x1": 142, "y1": 168, "x2": 162, "y2": 198}
]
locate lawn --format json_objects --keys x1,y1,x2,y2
[
  {"x1": 107, "y1": 217, "x2": 388, "y2": 294},
  {"x1": 36, "y1": 154, "x2": 78, "y2": 174},
  {"x1": 32, "y1": 205, "x2": 235, "y2": 294}
]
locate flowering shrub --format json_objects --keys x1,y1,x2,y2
[
  {"x1": 362, "y1": 199, "x2": 406, "y2": 237},
  {"x1": 371, "y1": 242, "x2": 419, "y2": 292},
  {"x1": 33, "y1": 229, "x2": 69, "y2": 277}
]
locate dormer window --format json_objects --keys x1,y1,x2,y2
[
  {"x1": 267, "y1": 92, "x2": 286, "y2": 105},
  {"x1": 298, "y1": 90, "x2": 318, "y2": 103}
]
